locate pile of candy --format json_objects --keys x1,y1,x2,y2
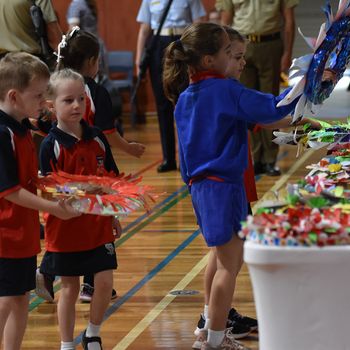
[
  {"x1": 239, "y1": 207, "x2": 350, "y2": 247},
  {"x1": 241, "y1": 128, "x2": 350, "y2": 247}
]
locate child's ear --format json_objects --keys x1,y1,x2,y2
[
  {"x1": 201, "y1": 55, "x2": 214, "y2": 69},
  {"x1": 7, "y1": 89, "x2": 17, "y2": 104}
]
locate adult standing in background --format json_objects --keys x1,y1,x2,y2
[
  {"x1": 216, "y1": 0, "x2": 298, "y2": 176},
  {"x1": 67, "y1": 0, "x2": 108, "y2": 77},
  {"x1": 0, "y1": 0, "x2": 61, "y2": 60},
  {"x1": 136, "y1": 0, "x2": 206, "y2": 173}
]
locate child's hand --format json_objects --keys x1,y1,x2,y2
[
  {"x1": 303, "y1": 118, "x2": 322, "y2": 130},
  {"x1": 51, "y1": 199, "x2": 81, "y2": 220},
  {"x1": 127, "y1": 142, "x2": 146, "y2": 158},
  {"x1": 308, "y1": 119, "x2": 322, "y2": 130},
  {"x1": 322, "y1": 69, "x2": 336, "y2": 84},
  {"x1": 112, "y1": 217, "x2": 122, "y2": 239}
]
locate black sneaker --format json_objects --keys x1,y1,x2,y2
[
  {"x1": 80, "y1": 283, "x2": 117, "y2": 302},
  {"x1": 79, "y1": 283, "x2": 94, "y2": 302},
  {"x1": 265, "y1": 163, "x2": 281, "y2": 176},
  {"x1": 194, "y1": 314, "x2": 251, "y2": 340},
  {"x1": 228, "y1": 308, "x2": 258, "y2": 331},
  {"x1": 82, "y1": 329, "x2": 102, "y2": 350},
  {"x1": 111, "y1": 288, "x2": 118, "y2": 300}
]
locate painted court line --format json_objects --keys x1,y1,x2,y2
[
  {"x1": 74, "y1": 229, "x2": 201, "y2": 345},
  {"x1": 113, "y1": 252, "x2": 209, "y2": 350}
]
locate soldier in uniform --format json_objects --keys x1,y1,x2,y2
[
  {"x1": 216, "y1": 0, "x2": 299, "y2": 176},
  {"x1": 0, "y1": 0, "x2": 61, "y2": 60}
]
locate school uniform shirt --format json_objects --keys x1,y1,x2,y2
[
  {"x1": 83, "y1": 77, "x2": 116, "y2": 135},
  {"x1": 137, "y1": 0, "x2": 206, "y2": 29},
  {"x1": 0, "y1": 110, "x2": 40, "y2": 258},
  {"x1": 39, "y1": 120, "x2": 119, "y2": 253},
  {"x1": 175, "y1": 78, "x2": 298, "y2": 185}
]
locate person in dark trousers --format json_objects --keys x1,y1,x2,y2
[{"x1": 135, "y1": 0, "x2": 206, "y2": 172}]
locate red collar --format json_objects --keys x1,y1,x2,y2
[{"x1": 190, "y1": 70, "x2": 225, "y2": 83}]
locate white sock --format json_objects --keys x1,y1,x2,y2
[
  {"x1": 208, "y1": 329, "x2": 225, "y2": 348},
  {"x1": 60, "y1": 341, "x2": 75, "y2": 350},
  {"x1": 86, "y1": 322, "x2": 101, "y2": 337},
  {"x1": 203, "y1": 304, "x2": 209, "y2": 320},
  {"x1": 86, "y1": 322, "x2": 102, "y2": 350}
]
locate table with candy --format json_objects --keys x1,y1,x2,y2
[{"x1": 240, "y1": 122, "x2": 350, "y2": 247}]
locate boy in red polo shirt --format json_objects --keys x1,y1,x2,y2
[{"x1": 0, "y1": 53, "x2": 79, "y2": 350}]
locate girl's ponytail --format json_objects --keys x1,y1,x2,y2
[
  {"x1": 163, "y1": 39, "x2": 189, "y2": 105},
  {"x1": 163, "y1": 23, "x2": 227, "y2": 105}
]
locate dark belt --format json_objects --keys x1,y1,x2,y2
[{"x1": 246, "y1": 32, "x2": 280, "y2": 43}]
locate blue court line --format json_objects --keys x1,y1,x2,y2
[
  {"x1": 121, "y1": 185, "x2": 187, "y2": 233},
  {"x1": 74, "y1": 229, "x2": 201, "y2": 345}
]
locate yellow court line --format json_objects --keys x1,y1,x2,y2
[
  {"x1": 252, "y1": 149, "x2": 314, "y2": 213},
  {"x1": 113, "y1": 149, "x2": 314, "y2": 349},
  {"x1": 113, "y1": 253, "x2": 210, "y2": 350}
]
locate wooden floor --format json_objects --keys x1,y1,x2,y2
[{"x1": 22, "y1": 117, "x2": 325, "y2": 350}]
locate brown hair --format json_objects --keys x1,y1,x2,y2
[
  {"x1": 56, "y1": 28, "x2": 100, "y2": 72},
  {"x1": 48, "y1": 68, "x2": 84, "y2": 98},
  {"x1": 0, "y1": 52, "x2": 50, "y2": 101},
  {"x1": 223, "y1": 26, "x2": 246, "y2": 43},
  {"x1": 163, "y1": 22, "x2": 226, "y2": 105}
]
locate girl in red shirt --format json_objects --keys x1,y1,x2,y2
[{"x1": 39, "y1": 69, "x2": 119, "y2": 350}]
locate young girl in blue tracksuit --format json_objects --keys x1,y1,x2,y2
[{"x1": 162, "y1": 22, "x2": 299, "y2": 350}]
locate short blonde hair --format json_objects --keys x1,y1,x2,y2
[
  {"x1": 0, "y1": 52, "x2": 50, "y2": 101},
  {"x1": 48, "y1": 68, "x2": 85, "y2": 98}
]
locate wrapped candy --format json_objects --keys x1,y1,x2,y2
[
  {"x1": 239, "y1": 206, "x2": 350, "y2": 247},
  {"x1": 35, "y1": 170, "x2": 157, "y2": 216}
]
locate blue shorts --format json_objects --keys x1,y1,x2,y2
[{"x1": 190, "y1": 179, "x2": 247, "y2": 247}]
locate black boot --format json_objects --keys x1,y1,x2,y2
[{"x1": 157, "y1": 160, "x2": 177, "y2": 173}]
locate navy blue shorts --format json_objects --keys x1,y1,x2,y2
[
  {"x1": 191, "y1": 179, "x2": 247, "y2": 247},
  {"x1": 0, "y1": 256, "x2": 37, "y2": 296},
  {"x1": 40, "y1": 243, "x2": 117, "y2": 277}
]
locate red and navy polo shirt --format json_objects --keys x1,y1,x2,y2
[
  {"x1": 40, "y1": 120, "x2": 119, "y2": 253},
  {"x1": 83, "y1": 77, "x2": 117, "y2": 135},
  {"x1": 0, "y1": 110, "x2": 41, "y2": 258}
]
